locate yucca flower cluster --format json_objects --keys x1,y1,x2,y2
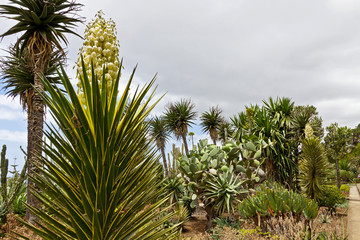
[
  {"x1": 76, "y1": 10, "x2": 120, "y2": 103},
  {"x1": 304, "y1": 123, "x2": 314, "y2": 139}
]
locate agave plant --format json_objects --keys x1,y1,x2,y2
[
  {"x1": 204, "y1": 169, "x2": 247, "y2": 216},
  {"x1": 15, "y1": 59, "x2": 178, "y2": 239}
]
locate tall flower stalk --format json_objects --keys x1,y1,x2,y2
[{"x1": 76, "y1": 10, "x2": 120, "y2": 103}]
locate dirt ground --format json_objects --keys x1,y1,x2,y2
[
  {"x1": 180, "y1": 206, "x2": 348, "y2": 240},
  {"x1": 0, "y1": 205, "x2": 348, "y2": 240}
]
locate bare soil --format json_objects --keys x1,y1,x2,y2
[{"x1": 180, "y1": 206, "x2": 348, "y2": 239}]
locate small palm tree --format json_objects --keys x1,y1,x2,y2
[
  {"x1": 0, "y1": 0, "x2": 82, "y2": 222},
  {"x1": 149, "y1": 116, "x2": 171, "y2": 176},
  {"x1": 164, "y1": 99, "x2": 196, "y2": 155},
  {"x1": 200, "y1": 106, "x2": 224, "y2": 145}
]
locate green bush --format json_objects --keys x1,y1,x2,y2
[
  {"x1": 340, "y1": 169, "x2": 355, "y2": 182},
  {"x1": 318, "y1": 185, "x2": 345, "y2": 215},
  {"x1": 340, "y1": 184, "x2": 350, "y2": 193},
  {"x1": 238, "y1": 182, "x2": 318, "y2": 226}
]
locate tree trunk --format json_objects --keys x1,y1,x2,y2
[
  {"x1": 266, "y1": 157, "x2": 276, "y2": 180},
  {"x1": 204, "y1": 200, "x2": 215, "y2": 230},
  {"x1": 335, "y1": 159, "x2": 341, "y2": 189},
  {"x1": 26, "y1": 72, "x2": 44, "y2": 224},
  {"x1": 160, "y1": 146, "x2": 168, "y2": 177},
  {"x1": 181, "y1": 133, "x2": 189, "y2": 156}
]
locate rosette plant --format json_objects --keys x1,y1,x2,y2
[{"x1": 16, "y1": 59, "x2": 178, "y2": 239}]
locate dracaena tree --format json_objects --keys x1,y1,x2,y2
[
  {"x1": 200, "y1": 106, "x2": 224, "y2": 145},
  {"x1": 148, "y1": 116, "x2": 171, "y2": 176},
  {"x1": 0, "y1": 0, "x2": 82, "y2": 223},
  {"x1": 164, "y1": 99, "x2": 196, "y2": 156}
]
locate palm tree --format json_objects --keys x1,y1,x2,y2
[
  {"x1": 200, "y1": 106, "x2": 224, "y2": 145},
  {"x1": 164, "y1": 99, "x2": 196, "y2": 155},
  {"x1": 18, "y1": 59, "x2": 178, "y2": 239},
  {"x1": 0, "y1": 0, "x2": 82, "y2": 223},
  {"x1": 149, "y1": 116, "x2": 171, "y2": 176}
]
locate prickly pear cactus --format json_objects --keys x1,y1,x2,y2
[
  {"x1": 176, "y1": 138, "x2": 268, "y2": 229},
  {"x1": 178, "y1": 138, "x2": 267, "y2": 188},
  {"x1": 76, "y1": 10, "x2": 120, "y2": 104}
]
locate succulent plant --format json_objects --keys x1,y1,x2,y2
[
  {"x1": 177, "y1": 138, "x2": 267, "y2": 229},
  {"x1": 238, "y1": 182, "x2": 318, "y2": 228},
  {"x1": 0, "y1": 145, "x2": 27, "y2": 223}
]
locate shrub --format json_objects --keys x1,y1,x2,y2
[
  {"x1": 340, "y1": 169, "x2": 354, "y2": 182},
  {"x1": 318, "y1": 185, "x2": 346, "y2": 215},
  {"x1": 340, "y1": 184, "x2": 350, "y2": 193},
  {"x1": 238, "y1": 182, "x2": 318, "y2": 227}
]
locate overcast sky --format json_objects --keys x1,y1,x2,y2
[{"x1": 1, "y1": 0, "x2": 360, "y2": 165}]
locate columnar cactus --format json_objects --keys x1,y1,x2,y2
[
  {"x1": 76, "y1": 10, "x2": 120, "y2": 103},
  {"x1": 1, "y1": 145, "x2": 8, "y2": 208},
  {"x1": 0, "y1": 145, "x2": 27, "y2": 223}
]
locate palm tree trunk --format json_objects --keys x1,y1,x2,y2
[
  {"x1": 160, "y1": 147, "x2": 168, "y2": 176},
  {"x1": 181, "y1": 134, "x2": 189, "y2": 155},
  {"x1": 26, "y1": 70, "x2": 44, "y2": 224}
]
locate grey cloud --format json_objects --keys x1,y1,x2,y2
[{"x1": 1, "y1": 0, "x2": 360, "y2": 128}]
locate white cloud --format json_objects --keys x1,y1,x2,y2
[
  {"x1": 0, "y1": 129, "x2": 26, "y2": 143},
  {"x1": 0, "y1": 107, "x2": 25, "y2": 120},
  {"x1": 0, "y1": 95, "x2": 22, "y2": 110}
]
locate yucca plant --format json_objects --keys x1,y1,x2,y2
[
  {"x1": 14, "y1": 59, "x2": 178, "y2": 239},
  {"x1": 299, "y1": 124, "x2": 329, "y2": 201}
]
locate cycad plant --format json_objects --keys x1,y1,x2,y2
[
  {"x1": 299, "y1": 124, "x2": 329, "y2": 201},
  {"x1": 17, "y1": 60, "x2": 178, "y2": 239}
]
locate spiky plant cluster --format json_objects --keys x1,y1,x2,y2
[
  {"x1": 299, "y1": 125, "x2": 329, "y2": 201},
  {"x1": 76, "y1": 10, "x2": 120, "y2": 103}
]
